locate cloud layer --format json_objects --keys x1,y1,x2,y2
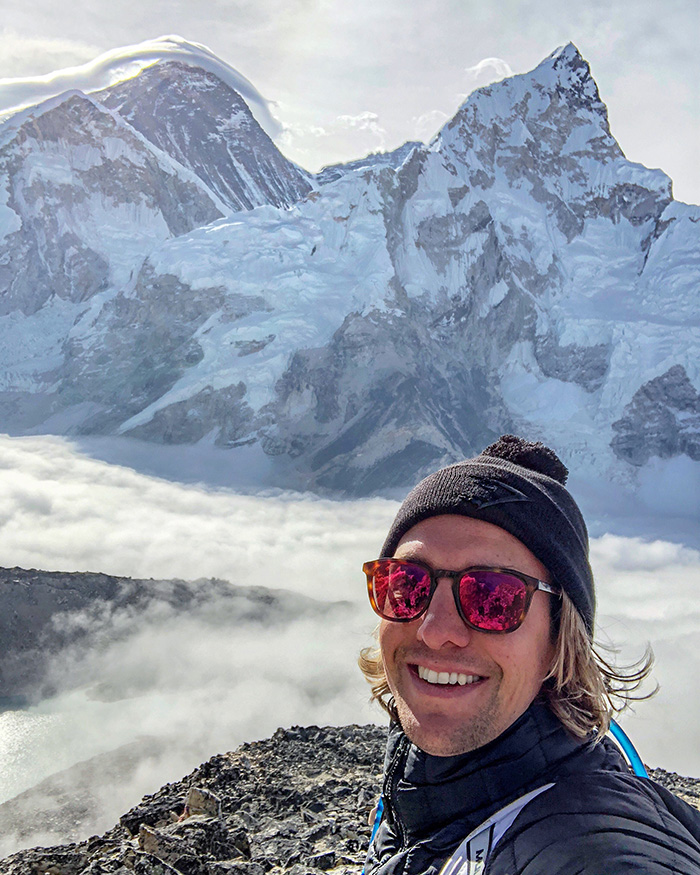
[{"x1": 0, "y1": 434, "x2": 699, "y2": 853}]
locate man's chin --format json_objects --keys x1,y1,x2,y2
[{"x1": 396, "y1": 702, "x2": 500, "y2": 757}]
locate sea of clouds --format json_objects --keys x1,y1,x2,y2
[{"x1": 0, "y1": 433, "x2": 699, "y2": 855}]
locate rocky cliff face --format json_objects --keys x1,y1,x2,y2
[
  {"x1": 1, "y1": 724, "x2": 698, "y2": 875},
  {"x1": 0, "y1": 42, "x2": 697, "y2": 499}
]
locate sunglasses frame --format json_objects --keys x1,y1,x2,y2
[{"x1": 363, "y1": 558, "x2": 560, "y2": 634}]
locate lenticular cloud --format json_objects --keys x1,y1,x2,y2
[{"x1": 0, "y1": 35, "x2": 282, "y2": 138}]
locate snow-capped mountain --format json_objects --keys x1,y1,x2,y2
[
  {"x1": 97, "y1": 60, "x2": 312, "y2": 212},
  {"x1": 0, "y1": 42, "x2": 698, "y2": 501},
  {"x1": 0, "y1": 88, "x2": 224, "y2": 317}
]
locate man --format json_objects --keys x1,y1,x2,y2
[{"x1": 360, "y1": 435, "x2": 700, "y2": 874}]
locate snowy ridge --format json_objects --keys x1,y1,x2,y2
[{"x1": 0, "y1": 41, "x2": 698, "y2": 503}]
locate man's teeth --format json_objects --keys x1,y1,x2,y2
[{"x1": 417, "y1": 666, "x2": 481, "y2": 686}]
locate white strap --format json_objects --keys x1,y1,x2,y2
[{"x1": 438, "y1": 783, "x2": 555, "y2": 875}]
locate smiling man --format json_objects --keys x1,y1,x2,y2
[{"x1": 360, "y1": 436, "x2": 700, "y2": 875}]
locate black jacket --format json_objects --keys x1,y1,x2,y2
[{"x1": 365, "y1": 703, "x2": 700, "y2": 874}]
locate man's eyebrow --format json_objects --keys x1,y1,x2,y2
[{"x1": 393, "y1": 551, "x2": 428, "y2": 563}]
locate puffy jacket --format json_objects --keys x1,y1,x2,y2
[{"x1": 364, "y1": 702, "x2": 700, "y2": 874}]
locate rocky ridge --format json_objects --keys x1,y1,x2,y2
[
  {"x1": 0, "y1": 566, "x2": 346, "y2": 700},
  {"x1": 1, "y1": 724, "x2": 698, "y2": 875}
]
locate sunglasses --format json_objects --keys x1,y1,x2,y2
[{"x1": 363, "y1": 558, "x2": 559, "y2": 633}]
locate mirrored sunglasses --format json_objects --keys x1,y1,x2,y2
[{"x1": 363, "y1": 558, "x2": 559, "y2": 633}]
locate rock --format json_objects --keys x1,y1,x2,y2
[
  {"x1": 611, "y1": 364, "x2": 700, "y2": 465},
  {"x1": 0, "y1": 725, "x2": 386, "y2": 875},
  {"x1": 180, "y1": 790, "x2": 222, "y2": 821}
]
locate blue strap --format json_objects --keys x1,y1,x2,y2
[
  {"x1": 362, "y1": 797, "x2": 384, "y2": 875},
  {"x1": 369, "y1": 796, "x2": 384, "y2": 843},
  {"x1": 609, "y1": 719, "x2": 648, "y2": 777}
]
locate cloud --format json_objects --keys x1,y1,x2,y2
[
  {"x1": 0, "y1": 597, "x2": 375, "y2": 807},
  {"x1": 0, "y1": 435, "x2": 397, "y2": 592},
  {"x1": 454, "y1": 57, "x2": 515, "y2": 106},
  {"x1": 0, "y1": 434, "x2": 393, "y2": 851},
  {"x1": 336, "y1": 111, "x2": 387, "y2": 150},
  {"x1": 464, "y1": 57, "x2": 514, "y2": 85},
  {"x1": 0, "y1": 35, "x2": 283, "y2": 139}
]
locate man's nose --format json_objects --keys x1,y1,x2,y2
[{"x1": 416, "y1": 578, "x2": 472, "y2": 649}]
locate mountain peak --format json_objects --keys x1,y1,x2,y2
[
  {"x1": 0, "y1": 35, "x2": 282, "y2": 142},
  {"x1": 96, "y1": 59, "x2": 312, "y2": 212},
  {"x1": 534, "y1": 41, "x2": 604, "y2": 114},
  {"x1": 549, "y1": 41, "x2": 584, "y2": 64},
  {"x1": 434, "y1": 42, "x2": 623, "y2": 207}
]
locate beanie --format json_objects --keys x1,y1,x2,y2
[{"x1": 380, "y1": 435, "x2": 595, "y2": 635}]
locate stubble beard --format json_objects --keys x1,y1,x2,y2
[{"x1": 390, "y1": 661, "x2": 505, "y2": 757}]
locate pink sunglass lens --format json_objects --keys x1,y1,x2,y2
[
  {"x1": 374, "y1": 562, "x2": 431, "y2": 619},
  {"x1": 459, "y1": 572, "x2": 527, "y2": 631}
]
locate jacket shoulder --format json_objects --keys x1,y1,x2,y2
[{"x1": 488, "y1": 771, "x2": 700, "y2": 874}]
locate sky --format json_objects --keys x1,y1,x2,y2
[
  {"x1": 0, "y1": 434, "x2": 699, "y2": 854},
  {"x1": 0, "y1": 0, "x2": 697, "y2": 202}
]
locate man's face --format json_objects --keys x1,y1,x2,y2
[{"x1": 379, "y1": 515, "x2": 556, "y2": 756}]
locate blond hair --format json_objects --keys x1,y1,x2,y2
[{"x1": 358, "y1": 591, "x2": 655, "y2": 739}]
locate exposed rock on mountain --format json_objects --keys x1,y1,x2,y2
[
  {"x1": 611, "y1": 364, "x2": 700, "y2": 465},
  {"x1": 97, "y1": 61, "x2": 312, "y2": 213},
  {"x1": 0, "y1": 42, "x2": 698, "y2": 499},
  {"x1": 1, "y1": 724, "x2": 698, "y2": 874},
  {"x1": 0, "y1": 90, "x2": 223, "y2": 318}
]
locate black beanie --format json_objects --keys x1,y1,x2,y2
[{"x1": 380, "y1": 435, "x2": 595, "y2": 635}]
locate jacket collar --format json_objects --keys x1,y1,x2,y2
[{"x1": 384, "y1": 701, "x2": 593, "y2": 840}]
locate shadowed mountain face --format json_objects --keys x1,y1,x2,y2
[
  {"x1": 0, "y1": 43, "x2": 697, "y2": 497},
  {"x1": 97, "y1": 61, "x2": 312, "y2": 213},
  {"x1": 0, "y1": 566, "x2": 343, "y2": 701}
]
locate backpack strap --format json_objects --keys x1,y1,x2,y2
[{"x1": 438, "y1": 783, "x2": 555, "y2": 875}]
